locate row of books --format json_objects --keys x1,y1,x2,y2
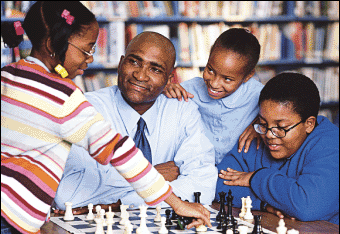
[
  {"x1": 2, "y1": 2, "x2": 339, "y2": 20},
  {"x1": 255, "y1": 66, "x2": 339, "y2": 104}
]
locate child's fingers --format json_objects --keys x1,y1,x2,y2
[
  {"x1": 256, "y1": 137, "x2": 261, "y2": 150},
  {"x1": 168, "y1": 89, "x2": 179, "y2": 99},
  {"x1": 188, "y1": 92, "x2": 194, "y2": 98},
  {"x1": 162, "y1": 90, "x2": 172, "y2": 98}
]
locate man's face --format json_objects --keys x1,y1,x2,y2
[{"x1": 118, "y1": 39, "x2": 173, "y2": 109}]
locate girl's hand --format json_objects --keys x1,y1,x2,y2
[
  {"x1": 219, "y1": 168, "x2": 254, "y2": 187},
  {"x1": 163, "y1": 83, "x2": 194, "y2": 102},
  {"x1": 238, "y1": 121, "x2": 262, "y2": 153}
]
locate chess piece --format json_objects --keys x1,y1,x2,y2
[
  {"x1": 106, "y1": 218, "x2": 114, "y2": 234},
  {"x1": 158, "y1": 216, "x2": 168, "y2": 234},
  {"x1": 86, "y1": 203, "x2": 94, "y2": 220},
  {"x1": 175, "y1": 216, "x2": 185, "y2": 230},
  {"x1": 170, "y1": 209, "x2": 178, "y2": 220},
  {"x1": 196, "y1": 224, "x2": 207, "y2": 232},
  {"x1": 106, "y1": 206, "x2": 115, "y2": 223},
  {"x1": 119, "y1": 209, "x2": 129, "y2": 225},
  {"x1": 239, "y1": 197, "x2": 246, "y2": 219},
  {"x1": 96, "y1": 205, "x2": 102, "y2": 218},
  {"x1": 194, "y1": 192, "x2": 201, "y2": 203},
  {"x1": 287, "y1": 229, "x2": 299, "y2": 234},
  {"x1": 165, "y1": 209, "x2": 172, "y2": 226},
  {"x1": 100, "y1": 209, "x2": 108, "y2": 226},
  {"x1": 124, "y1": 221, "x2": 133, "y2": 234},
  {"x1": 154, "y1": 205, "x2": 162, "y2": 222},
  {"x1": 94, "y1": 217, "x2": 105, "y2": 234},
  {"x1": 225, "y1": 190, "x2": 234, "y2": 229},
  {"x1": 243, "y1": 196, "x2": 254, "y2": 220},
  {"x1": 251, "y1": 215, "x2": 264, "y2": 234},
  {"x1": 64, "y1": 202, "x2": 74, "y2": 221},
  {"x1": 216, "y1": 191, "x2": 227, "y2": 222},
  {"x1": 238, "y1": 225, "x2": 248, "y2": 234},
  {"x1": 277, "y1": 219, "x2": 287, "y2": 234},
  {"x1": 136, "y1": 216, "x2": 151, "y2": 234}
]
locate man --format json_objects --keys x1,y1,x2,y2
[
  {"x1": 54, "y1": 32, "x2": 217, "y2": 212},
  {"x1": 216, "y1": 73, "x2": 339, "y2": 224}
]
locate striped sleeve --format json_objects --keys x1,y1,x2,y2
[{"x1": 58, "y1": 81, "x2": 173, "y2": 206}]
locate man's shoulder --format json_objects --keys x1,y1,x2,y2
[
  {"x1": 84, "y1": 86, "x2": 118, "y2": 105},
  {"x1": 159, "y1": 93, "x2": 200, "y2": 114}
]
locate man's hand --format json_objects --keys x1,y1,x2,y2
[
  {"x1": 154, "y1": 161, "x2": 180, "y2": 182},
  {"x1": 53, "y1": 200, "x2": 121, "y2": 216},
  {"x1": 238, "y1": 120, "x2": 261, "y2": 153},
  {"x1": 265, "y1": 204, "x2": 296, "y2": 220},
  {"x1": 162, "y1": 83, "x2": 194, "y2": 102},
  {"x1": 218, "y1": 168, "x2": 255, "y2": 187}
]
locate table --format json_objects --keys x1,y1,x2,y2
[{"x1": 41, "y1": 203, "x2": 339, "y2": 233}]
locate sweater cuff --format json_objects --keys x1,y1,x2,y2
[{"x1": 249, "y1": 167, "x2": 267, "y2": 188}]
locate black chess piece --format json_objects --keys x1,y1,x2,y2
[
  {"x1": 233, "y1": 218, "x2": 239, "y2": 234},
  {"x1": 194, "y1": 192, "x2": 201, "y2": 203},
  {"x1": 216, "y1": 191, "x2": 227, "y2": 222},
  {"x1": 225, "y1": 190, "x2": 234, "y2": 228},
  {"x1": 165, "y1": 209, "x2": 173, "y2": 226},
  {"x1": 175, "y1": 216, "x2": 185, "y2": 230},
  {"x1": 183, "y1": 216, "x2": 193, "y2": 226},
  {"x1": 251, "y1": 215, "x2": 264, "y2": 234},
  {"x1": 171, "y1": 209, "x2": 178, "y2": 220}
]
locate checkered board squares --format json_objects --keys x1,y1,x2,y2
[{"x1": 50, "y1": 206, "x2": 276, "y2": 234}]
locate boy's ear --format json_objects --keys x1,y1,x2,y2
[
  {"x1": 305, "y1": 116, "x2": 317, "y2": 134},
  {"x1": 243, "y1": 68, "x2": 255, "y2": 83}
]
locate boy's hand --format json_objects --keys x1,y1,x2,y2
[
  {"x1": 219, "y1": 168, "x2": 254, "y2": 187},
  {"x1": 265, "y1": 204, "x2": 296, "y2": 220},
  {"x1": 238, "y1": 121, "x2": 261, "y2": 153},
  {"x1": 163, "y1": 83, "x2": 194, "y2": 102}
]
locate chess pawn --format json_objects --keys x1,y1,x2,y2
[
  {"x1": 64, "y1": 202, "x2": 74, "y2": 221},
  {"x1": 243, "y1": 196, "x2": 254, "y2": 221},
  {"x1": 106, "y1": 206, "x2": 115, "y2": 223},
  {"x1": 158, "y1": 216, "x2": 168, "y2": 234},
  {"x1": 100, "y1": 209, "x2": 107, "y2": 226},
  {"x1": 251, "y1": 215, "x2": 264, "y2": 234},
  {"x1": 196, "y1": 224, "x2": 207, "y2": 232},
  {"x1": 277, "y1": 219, "x2": 287, "y2": 234},
  {"x1": 96, "y1": 205, "x2": 102, "y2": 218},
  {"x1": 239, "y1": 197, "x2": 246, "y2": 219},
  {"x1": 154, "y1": 206, "x2": 162, "y2": 222},
  {"x1": 86, "y1": 203, "x2": 94, "y2": 220},
  {"x1": 106, "y1": 218, "x2": 114, "y2": 234},
  {"x1": 287, "y1": 229, "x2": 299, "y2": 234},
  {"x1": 136, "y1": 216, "x2": 151, "y2": 234}
]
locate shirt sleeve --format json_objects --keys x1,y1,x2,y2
[
  {"x1": 168, "y1": 101, "x2": 218, "y2": 205},
  {"x1": 215, "y1": 142, "x2": 262, "y2": 210},
  {"x1": 59, "y1": 88, "x2": 172, "y2": 206}
]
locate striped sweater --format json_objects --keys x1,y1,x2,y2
[{"x1": 1, "y1": 59, "x2": 172, "y2": 234}]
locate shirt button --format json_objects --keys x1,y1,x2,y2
[{"x1": 216, "y1": 138, "x2": 219, "y2": 142}]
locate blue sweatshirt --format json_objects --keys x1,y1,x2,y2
[{"x1": 216, "y1": 116, "x2": 339, "y2": 225}]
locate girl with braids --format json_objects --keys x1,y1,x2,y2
[{"x1": 1, "y1": 2, "x2": 211, "y2": 233}]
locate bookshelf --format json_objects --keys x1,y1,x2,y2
[{"x1": 1, "y1": 1, "x2": 339, "y2": 124}]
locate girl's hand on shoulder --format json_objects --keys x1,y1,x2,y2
[
  {"x1": 238, "y1": 121, "x2": 262, "y2": 153},
  {"x1": 163, "y1": 83, "x2": 194, "y2": 102}
]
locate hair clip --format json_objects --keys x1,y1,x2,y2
[
  {"x1": 61, "y1": 9, "x2": 74, "y2": 25},
  {"x1": 55, "y1": 64, "x2": 69, "y2": 78},
  {"x1": 14, "y1": 21, "x2": 24, "y2": 36}
]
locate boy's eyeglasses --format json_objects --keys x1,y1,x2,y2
[
  {"x1": 253, "y1": 121, "x2": 303, "y2": 138},
  {"x1": 68, "y1": 42, "x2": 96, "y2": 57}
]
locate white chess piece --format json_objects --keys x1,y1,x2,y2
[
  {"x1": 119, "y1": 209, "x2": 129, "y2": 225},
  {"x1": 154, "y1": 206, "x2": 162, "y2": 222},
  {"x1": 124, "y1": 221, "x2": 133, "y2": 234},
  {"x1": 86, "y1": 203, "x2": 94, "y2": 220},
  {"x1": 239, "y1": 197, "x2": 246, "y2": 218},
  {"x1": 106, "y1": 206, "x2": 115, "y2": 223},
  {"x1": 94, "y1": 217, "x2": 105, "y2": 234},
  {"x1": 96, "y1": 205, "x2": 102, "y2": 218},
  {"x1": 238, "y1": 225, "x2": 248, "y2": 234},
  {"x1": 64, "y1": 202, "x2": 74, "y2": 221},
  {"x1": 287, "y1": 229, "x2": 299, "y2": 234},
  {"x1": 196, "y1": 224, "x2": 208, "y2": 232},
  {"x1": 277, "y1": 219, "x2": 287, "y2": 234},
  {"x1": 226, "y1": 229, "x2": 233, "y2": 234},
  {"x1": 243, "y1": 196, "x2": 254, "y2": 220},
  {"x1": 100, "y1": 209, "x2": 107, "y2": 226},
  {"x1": 158, "y1": 216, "x2": 168, "y2": 234},
  {"x1": 106, "y1": 218, "x2": 114, "y2": 234}
]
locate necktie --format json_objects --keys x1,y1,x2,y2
[{"x1": 133, "y1": 118, "x2": 152, "y2": 164}]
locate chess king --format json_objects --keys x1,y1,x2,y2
[{"x1": 216, "y1": 73, "x2": 339, "y2": 225}]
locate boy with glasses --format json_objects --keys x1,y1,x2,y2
[{"x1": 216, "y1": 72, "x2": 339, "y2": 225}]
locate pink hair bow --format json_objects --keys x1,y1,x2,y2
[
  {"x1": 14, "y1": 21, "x2": 24, "y2": 36},
  {"x1": 61, "y1": 9, "x2": 74, "y2": 25}
]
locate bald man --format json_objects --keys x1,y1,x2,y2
[{"x1": 53, "y1": 32, "x2": 217, "y2": 213}]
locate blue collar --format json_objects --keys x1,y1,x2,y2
[
  {"x1": 25, "y1": 56, "x2": 51, "y2": 73},
  {"x1": 114, "y1": 89, "x2": 158, "y2": 136}
]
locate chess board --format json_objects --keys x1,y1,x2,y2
[{"x1": 50, "y1": 206, "x2": 276, "y2": 234}]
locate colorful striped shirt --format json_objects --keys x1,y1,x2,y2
[{"x1": 1, "y1": 59, "x2": 172, "y2": 234}]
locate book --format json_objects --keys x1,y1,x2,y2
[{"x1": 108, "y1": 21, "x2": 125, "y2": 67}]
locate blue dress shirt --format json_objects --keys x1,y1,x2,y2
[
  {"x1": 54, "y1": 86, "x2": 217, "y2": 210},
  {"x1": 181, "y1": 77, "x2": 264, "y2": 164}
]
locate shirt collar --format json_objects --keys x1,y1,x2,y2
[
  {"x1": 197, "y1": 78, "x2": 252, "y2": 109},
  {"x1": 114, "y1": 89, "x2": 158, "y2": 136},
  {"x1": 25, "y1": 56, "x2": 51, "y2": 73}
]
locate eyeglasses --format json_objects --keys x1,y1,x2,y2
[
  {"x1": 68, "y1": 41, "x2": 96, "y2": 57},
  {"x1": 253, "y1": 120, "x2": 303, "y2": 138}
]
